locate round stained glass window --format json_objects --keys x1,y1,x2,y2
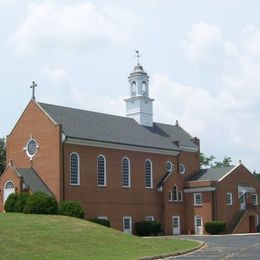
[
  {"x1": 165, "y1": 161, "x2": 174, "y2": 173},
  {"x1": 25, "y1": 138, "x2": 38, "y2": 159},
  {"x1": 179, "y1": 164, "x2": 186, "y2": 174}
]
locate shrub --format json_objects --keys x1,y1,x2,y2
[
  {"x1": 205, "y1": 221, "x2": 226, "y2": 235},
  {"x1": 59, "y1": 201, "x2": 84, "y2": 219},
  {"x1": 15, "y1": 193, "x2": 30, "y2": 212},
  {"x1": 24, "y1": 191, "x2": 58, "y2": 215},
  {"x1": 4, "y1": 193, "x2": 18, "y2": 212},
  {"x1": 135, "y1": 221, "x2": 162, "y2": 236},
  {"x1": 89, "y1": 218, "x2": 111, "y2": 227}
]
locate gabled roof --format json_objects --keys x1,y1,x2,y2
[
  {"x1": 38, "y1": 102, "x2": 198, "y2": 152},
  {"x1": 188, "y1": 166, "x2": 236, "y2": 181},
  {"x1": 15, "y1": 168, "x2": 53, "y2": 196}
]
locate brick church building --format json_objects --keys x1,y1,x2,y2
[{"x1": 0, "y1": 62, "x2": 260, "y2": 235}]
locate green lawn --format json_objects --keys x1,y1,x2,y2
[{"x1": 0, "y1": 213, "x2": 199, "y2": 259}]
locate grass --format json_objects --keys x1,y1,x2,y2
[{"x1": 0, "y1": 213, "x2": 199, "y2": 259}]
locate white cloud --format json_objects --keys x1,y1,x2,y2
[
  {"x1": 182, "y1": 21, "x2": 222, "y2": 61},
  {"x1": 40, "y1": 66, "x2": 124, "y2": 116},
  {"x1": 8, "y1": 1, "x2": 137, "y2": 53}
]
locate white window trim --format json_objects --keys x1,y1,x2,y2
[
  {"x1": 253, "y1": 193, "x2": 258, "y2": 206},
  {"x1": 122, "y1": 157, "x2": 131, "y2": 188},
  {"x1": 97, "y1": 216, "x2": 108, "y2": 220},
  {"x1": 179, "y1": 191, "x2": 183, "y2": 202},
  {"x1": 226, "y1": 192, "x2": 233, "y2": 206},
  {"x1": 145, "y1": 159, "x2": 153, "y2": 189},
  {"x1": 168, "y1": 191, "x2": 173, "y2": 202},
  {"x1": 194, "y1": 192, "x2": 202, "y2": 206},
  {"x1": 145, "y1": 216, "x2": 155, "y2": 221},
  {"x1": 70, "y1": 152, "x2": 80, "y2": 186},
  {"x1": 97, "y1": 154, "x2": 107, "y2": 187},
  {"x1": 123, "y1": 216, "x2": 132, "y2": 234}
]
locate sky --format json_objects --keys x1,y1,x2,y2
[{"x1": 1, "y1": 0, "x2": 260, "y2": 172}]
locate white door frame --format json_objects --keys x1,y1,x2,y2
[
  {"x1": 194, "y1": 216, "x2": 203, "y2": 235},
  {"x1": 240, "y1": 194, "x2": 246, "y2": 210},
  {"x1": 172, "y1": 216, "x2": 180, "y2": 235},
  {"x1": 123, "y1": 216, "x2": 132, "y2": 234},
  {"x1": 3, "y1": 181, "x2": 15, "y2": 205}
]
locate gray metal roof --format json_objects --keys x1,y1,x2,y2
[
  {"x1": 38, "y1": 102, "x2": 198, "y2": 152},
  {"x1": 15, "y1": 168, "x2": 53, "y2": 196},
  {"x1": 189, "y1": 166, "x2": 235, "y2": 181}
]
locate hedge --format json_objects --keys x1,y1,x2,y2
[
  {"x1": 4, "y1": 193, "x2": 18, "y2": 212},
  {"x1": 205, "y1": 221, "x2": 226, "y2": 234},
  {"x1": 15, "y1": 193, "x2": 30, "y2": 212},
  {"x1": 23, "y1": 191, "x2": 58, "y2": 215},
  {"x1": 59, "y1": 200, "x2": 84, "y2": 219},
  {"x1": 89, "y1": 218, "x2": 111, "y2": 227},
  {"x1": 135, "y1": 221, "x2": 162, "y2": 236}
]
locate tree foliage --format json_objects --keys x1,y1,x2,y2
[
  {"x1": 0, "y1": 137, "x2": 6, "y2": 175},
  {"x1": 200, "y1": 153, "x2": 232, "y2": 168}
]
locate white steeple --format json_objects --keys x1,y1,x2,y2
[{"x1": 124, "y1": 55, "x2": 154, "y2": 127}]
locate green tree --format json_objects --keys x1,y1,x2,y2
[
  {"x1": 200, "y1": 153, "x2": 215, "y2": 168},
  {"x1": 200, "y1": 153, "x2": 232, "y2": 168},
  {"x1": 0, "y1": 137, "x2": 6, "y2": 175}
]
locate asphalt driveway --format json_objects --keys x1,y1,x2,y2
[{"x1": 167, "y1": 233, "x2": 260, "y2": 259}]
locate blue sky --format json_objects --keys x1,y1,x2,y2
[{"x1": 1, "y1": 0, "x2": 260, "y2": 172}]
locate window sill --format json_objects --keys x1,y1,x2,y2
[{"x1": 70, "y1": 183, "x2": 80, "y2": 186}]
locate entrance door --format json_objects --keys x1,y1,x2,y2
[
  {"x1": 194, "y1": 216, "x2": 203, "y2": 235},
  {"x1": 240, "y1": 194, "x2": 246, "y2": 210},
  {"x1": 4, "y1": 181, "x2": 15, "y2": 205},
  {"x1": 249, "y1": 215, "x2": 256, "y2": 233},
  {"x1": 123, "y1": 216, "x2": 132, "y2": 234},
  {"x1": 172, "y1": 216, "x2": 180, "y2": 235}
]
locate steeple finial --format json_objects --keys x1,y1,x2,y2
[
  {"x1": 30, "y1": 81, "x2": 37, "y2": 100},
  {"x1": 135, "y1": 50, "x2": 142, "y2": 65}
]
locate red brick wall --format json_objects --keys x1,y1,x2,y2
[
  {"x1": 216, "y1": 164, "x2": 260, "y2": 227},
  {"x1": 63, "y1": 143, "x2": 199, "y2": 234},
  {"x1": 6, "y1": 101, "x2": 62, "y2": 201},
  {"x1": 0, "y1": 166, "x2": 22, "y2": 211}
]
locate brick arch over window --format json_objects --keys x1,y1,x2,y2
[
  {"x1": 70, "y1": 153, "x2": 80, "y2": 185},
  {"x1": 145, "y1": 159, "x2": 153, "y2": 188},
  {"x1": 97, "y1": 155, "x2": 106, "y2": 186},
  {"x1": 122, "y1": 157, "x2": 131, "y2": 187}
]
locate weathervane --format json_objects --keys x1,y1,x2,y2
[
  {"x1": 30, "y1": 81, "x2": 37, "y2": 100},
  {"x1": 135, "y1": 50, "x2": 142, "y2": 65}
]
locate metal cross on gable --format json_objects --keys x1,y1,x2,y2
[
  {"x1": 135, "y1": 50, "x2": 142, "y2": 65},
  {"x1": 30, "y1": 81, "x2": 37, "y2": 100}
]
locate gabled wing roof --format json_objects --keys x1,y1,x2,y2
[
  {"x1": 188, "y1": 166, "x2": 235, "y2": 181},
  {"x1": 38, "y1": 102, "x2": 198, "y2": 152},
  {"x1": 16, "y1": 168, "x2": 53, "y2": 196}
]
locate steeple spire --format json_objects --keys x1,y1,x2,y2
[
  {"x1": 124, "y1": 53, "x2": 154, "y2": 127},
  {"x1": 30, "y1": 81, "x2": 37, "y2": 100},
  {"x1": 135, "y1": 50, "x2": 142, "y2": 65}
]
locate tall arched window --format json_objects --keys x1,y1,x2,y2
[
  {"x1": 172, "y1": 185, "x2": 178, "y2": 201},
  {"x1": 142, "y1": 81, "x2": 147, "y2": 96},
  {"x1": 97, "y1": 155, "x2": 106, "y2": 186},
  {"x1": 131, "y1": 81, "x2": 136, "y2": 96},
  {"x1": 145, "y1": 160, "x2": 153, "y2": 188},
  {"x1": 122, "y1": 157, "x2": 131, "y2": 187},
  {"x1": 70, "y1": 153, "x2": 80, "y2": 185}
]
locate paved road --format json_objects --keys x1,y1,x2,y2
[{"x1": 167, "y1": 233, "x2": 260, "y2": 259}]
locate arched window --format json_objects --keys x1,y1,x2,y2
[
  {"x1": 179, "y1": 191, "x2": 183, "y2": 202},
  {"x1": 145, "y1": 160, "x2": 153, "y2": 188},
  {"x1": 142, "y1": 81, "x2": 147, "y2": 96},
  {"x1": 131, "y1": 81, "x2": 136, "y2": 96},
  {"x1": 168, "y1": 191, "x2": 172, "y2": 202},
  {"x1": 5, "y1": 181, "x2": 14, "y2": 189},
  {"x1": 122, "y1": 157, "x2": 131, "y2": 187},
  {"x1": 172, "y1": 185, "x2": 178, "y2": 202},
  {"x1": 97, "y1": 155, "x2": 106, "y2": 186},
  {"x1": 70, "y1": 153, "x2": 80, "y2": 185}
]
